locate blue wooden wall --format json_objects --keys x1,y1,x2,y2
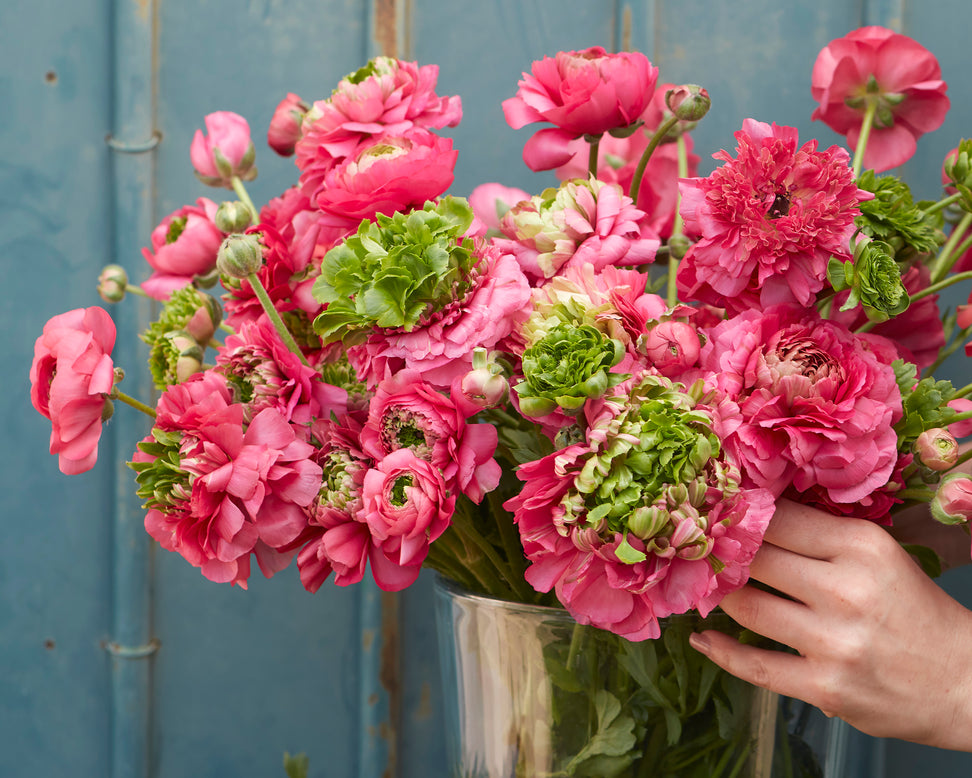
[{"x1": 2, "y1": 1, "x2": 971, "y2": 776}]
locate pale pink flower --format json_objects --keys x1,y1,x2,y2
[
  {"x1": 313, "y1": 129, "x2": 457, "y2": 228},
  {"x1": 811, "y1": 26, "x2": 949, "y2": 173},
  {"x1": 29, "y1": 307, "x2": 116, "y2": 474},
  {"x1": 701, "y1": 305, "x2": 902, "y2": 509},
  {"x1": 502, "y1": 47, "x2": 658, "y2": 171},
  {"x1": 677, "y1": 120, "x2": 866, "y2": 313},
  {"x1": 141, "y1": 198, "x2": 223, "y2": 300},
  {"x1": 496, "y1": 178, "x2": 658, "y2": 281},
  {"x1": 948, "y1": 398, "x2": 972, "y2": 439},
  {"x1": 359, "y1": 369, "x2": 500, "y2": 503},
  {"x1": 267, "y1": 93, "x2": 309, "y2": 157},
  {"x1": 361, "y1": 448, "x2": 455, "y2": 591},
  {"x1": 295, "y1": 57, "x2": 461, "y2": 192},
  {"x1": 347, "y1": 241, "x2": 532, "y2": 389},
  {"x1": 931, "y1": 473, "x2": 972, "y2": 526},
  {"x1": 468, "y1": 183, "x2": 531, "y2": 235},
  {"x1": 190, "y1": 111, "x2": 256, "y2": 187},
  {"x1": 915, "y1": 428, "x2": 959, "y2": 471}
]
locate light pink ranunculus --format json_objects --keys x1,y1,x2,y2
[
  {"x1": 141, "y1": 197, "x2": 223, "y2": 300},
  {"x1": 503, "y1": 46, "x2": 658, "y2": 171},
  {"x1": 677, "y1": 119, "x2": 867, "y2": 314},
  {"x1": 931, "y1": 473, "x2": 972, "y2": 526},
  {"x1": 701, "y1": 305, "x2": 902, "y2": 509},
  {"x1": 295, "y1": 57, "x2": 461, "y2": 192},
  {"x1": 468, "y1": 183, "x2": 531, "y2": 236},
  {"x1": 30, "y1": 307, "x2": 116, "y2": 474},
  {"x1": 190, "y1": 111, "x2": 256, "y2": 187},
  {"x1": 811, "y1": 26, "x2": 949, "y2": 173},
  {"x1": 267, "y1": 92, "x2": 309, "y2": 157},
  {"x1": 361, "y1": 448, "x2": 455, "y2": 591}
]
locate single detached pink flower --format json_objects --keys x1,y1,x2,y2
[
  {"x1": 141, "y1": 197, "x2": 224, "y2": 300},
  {"x1": 190, "y1": 111, "x2": 256, "y2": 187},
  {"x1": 267, "y1": 93, "x2": 309, "y2": 157},
  {"x1": 677, "y1": 119, "x2": 866, "y2": 313},
  {"x1": 503, "y1": 46, "x2": 659, "y2": 171},
  {"x1": 811, "y1": 26, "x2": 949, "y2": 172},
  {"x1": 30, "y1": 307, "x2": 116, "y2": 474}
]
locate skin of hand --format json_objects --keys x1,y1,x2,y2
[{"x1": 688, "y1": 499, "x2": 972, "y2": 751}]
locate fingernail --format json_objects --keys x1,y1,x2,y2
[{"x1": 689, "y1": 632, "x2": 710, "y2": 654}]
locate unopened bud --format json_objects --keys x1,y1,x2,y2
[
  {"x1": 665, "y1": 85, "x2": 711, "y2": 122},
  {"x1": 98, "y1": 264, "x2": 129, "y2": 303},
  {"x1": 915, "y1": 428, "x2": 959, "y2": 472},
  {"x1": 217, "y1": 233, "x2": 264, "y2": 278},
  {"x1": 215, "y1": 201, "x2": 254, "y2": 233},
  {"x1": 667, "y1": 234, "x2": 691, "y2": 261},
  {"x1": 628, "y1": 505, "x2": 669, "y2": 540},
  {"x1": 931, "y1": 473, "x2": 972, "y2": 525},
  {"x1": 183, "y1": 293, "x2": 223, "y2": 345}
]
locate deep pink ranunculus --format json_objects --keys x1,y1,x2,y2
[
  {"x1": 312, "y1": 129, "x2": 457, "y2": 228},
  {"x1": 701, "y1": 305, "x2": 903, "y2": 510},
  {"x1": 359, "y1": 369, "x2": 500, "y2": 503},
  {"x1": 503, "y1": 46, "x2": 658, "y2": 171},
  {"x1": 360, "y1": 447, "x2": 455, "y2": 591},
  {"x1": 190, "y1": 111, "x2": 256, "y2": 187},
  {"x1": 295, "y1": 57, "x2": 462, "y2": 193},
  {"x1": 267, "y1": 92, "x2": 309, "y2": 157},
  {"x1": 30, "y1": 307, "x2": 116, "y2": 474},
  {"x1": 677, "y1": 119, "x2": 867, "y2": 314},
  {"x1": 141, "y1": 197, "x2": 223, "y2": 300},
  {"x1": 811, "y1": 26, "x2": 949, "y2": 173},
  {"x1": 347, "y1": 241, "x2": 533, "y2": 390}
]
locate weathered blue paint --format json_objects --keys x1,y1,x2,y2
[{"x1": 3, "y1": 1, "x2": 972, "y2": 776}]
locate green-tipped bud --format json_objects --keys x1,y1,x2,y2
[
  {"x1": 627, "y1": 505, "x2": 669, "y2": 540},
  {"x1": 215, "y1": 200, "x2": 255, "y2": 233},
  {"x1": 914, "y1": 427, "x2": 959, "y2": 472},
  {"x1": 98, "y1": 264, "x2": 129, "y2": 303},
  {"x1": 665, "y1": 84, "x2": 711, "y2": 122},
  {"x1": 667, "y1": 234, "x2": 691, "y2": 261},
  {"x1": 217, "y1": 233, "x2": 264, "y2": 278}
]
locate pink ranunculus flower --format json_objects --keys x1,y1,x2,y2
[
  {"x1": 948, "y1": 398, "x2": 972, "y2": 439},
  {"x1": 190, "y1": 111, "x2": 257, "y2": 188},
  {"x1": 141, "y1": 197, "x2": 224, "y2": 300},
  {"x1": 347, "y1": 241, "x2": 533, "y2": 390},
  {"x1": 313, "y1": 129, "x2": 457, "y2": 228},
  {"x1": 468, "y1": 183, "x2": 531, "y2": 236},
  {"x1": 295, "y1": 57, "x2": 462, "y2": 193},
  {"x1": 360, "y1": 447, "x2": 455, "y2": 591},
  {"x1": 811, "y1": 26, "x2": 949, "y2": 173},
  {"x1": 701, "y1": 304, "x2": 903, "y2": 511},
  {"x1": 677, "y1": 119, "x2": 867, "y2": 314},
  {"x1": 496, "y1": 177, "x2": 658, "y2": 281},
  {"x1": 504, "y1": 373, "x2": 775, "y2": 640},
  {"x1": 554, "y1": 83, "x2": 701, "y2": 238},
  {"x1": 29, "y1": 307, "x2": 117, "y2": 474},
  {"x1": 930, "y1": 473, "x2": 972, "y2": 527},
  {"x1": 502, "y1": 46, "x2": 658, "y2": 171},
  {"x1": 267, "y1": 92, "x2": 309, "y2": 157},
  {"x1": 359, "y1": 369, "x2": 501, "y2": 503}
]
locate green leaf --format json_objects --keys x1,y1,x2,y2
[
  {"x1": 560, "y1": 690, "x2": 639, "y2": 776},
  {"x1": 282, "y1": 752, "x2": 309, "y2": 778},
  {"x1": 901, "y1": 543, "x2": 944, "y2": 578}
]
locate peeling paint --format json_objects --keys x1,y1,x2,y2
[
  {"x1": 412, "y1": 681, "x2": 432, "y2": 722},
  {"x1": 373, "y1": 0, "x2": 398, "y2": 58},
  {"x1": 621, "y1": 5, "x2": 632, "y2": 52},
  {"x1": 379, "y1": 591, "x2": 399, "y2": 778},
  {"x1": 134, "y1": 0, "x2": 151, "y2": 23}
]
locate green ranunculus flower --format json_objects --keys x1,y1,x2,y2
[{"x1": 830, "y1": 238, "x2": 910, "y2": 323}]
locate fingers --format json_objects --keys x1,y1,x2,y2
[
  {"x1": 717, "y1": 584, "x2": 817, "y2": 651},
  {"x1": 688, "y1": 629, "x2": 812, "y2": 704},
  {"x1": 746, "y1": 541, "x2": 827, "y2": 603},
  {"x1": 763, "y1": 498, "x2": 860, "y2": 560}
]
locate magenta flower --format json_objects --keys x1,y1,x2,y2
[
  {"x1": 267, "y1": 92, "x2": 309, "y2": 157},
  {"x1": 190, "y1": 111, "x2": 257, "y2": 187},
  {"x1": 313, "y1": 129, "x2": 457, "y2": 227},
  {"x1": 811, "y1": 26, "x2": 949, "y2": 173},
  {"x1": 361, "y1": 448, "x2": 455, "y2": 591},
  {"x1": 29, "y1": 307, "x2": 116, "y2": 474},
  {"x1": 295, "y1": 57, "x2": 461, "y2": 192},
  {"x1": 677, "y1": 119, "x2": 866, "y2": 313},
  {"x1": 701, "y1": 305, "x2": 902, "y2": 510},
  {"x1": 141, "y1": 197, "x2": 224, "y2": 300},
  {"x1": 502, "y1": 47, "x2": 658, "y2": 171}
]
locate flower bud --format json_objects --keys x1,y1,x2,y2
[
  {"x1": 267, "y1": 92, "x2": 309, "y2": 157},
  {"x1": 915, "y1": 428, "x2": 959, "y2": 471},
  {"x1": 215, "y1": 200, "x2": 254, "y2": 233},
  {"x1": 217, "y1": 233, "x2": 264, "y2": 278},
  {"x1": 665, "y1": 85, "x2": 711, "y2": 122},
  {"x1": 643, "y1": 320, "x2": 702, "y2": 376},
  {"x1": 627, "y1": 505, "x2": 669, "y2": 540},
  {"x1": 931, "y1": 473, "x2": 972, "y2": 525},
  {"x1": 667, "y1": 234, "x2": 691, "y2": 261},
  {"x1": 461, "y1": 367, "x2": 509, "y2": 409},
  {"x1": 182, "y1": 292, "x2": 223, "y2": 345},
  {"x1": 166, "y1": 331, "x2": 205, "y2": 383},
  {"x1": 97, "y1": 264, "x2": 129, "y2": 303}
]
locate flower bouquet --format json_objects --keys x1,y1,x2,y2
[{"x1": 28, "y1": 25, "x2": 972, "y2": 777}]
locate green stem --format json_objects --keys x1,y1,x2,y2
[
  {"x1": 246, "y1": 271, "x2": 309, "y2": 366},
  {"x1": 485, "y1": 489, "x2": 532, "y2": 600},
  {"x1": 231, "y1": 175, "x2": 259, "y2": 222},
  {"x1": 449, "y1": 505, "x2": 533, "y2": 602},
  {"x1": 908, "y1": 270, "x2": 972, "y2": 305},
  {"x1": 925, "y1": 328, "x2": 972, "y2": 377},
  {"x1": 921, "y1": 192, "x2": 963, "y2": 218},
  {"x1": 218, "y1": 322, "x2": 236, "y2": 336},
  {"x1": 851, "y1": 99, "x2": 878, "y2": 179},
  {"x1": 948, "y1": 409, "x2": 972, "y2": 424},
  {"x1": 587, "y1": 135, "x2": 600, "y2": 179},
  {"x1": 951, "y1": 381, "x2": 972, "y2": 399},
  {"x1": 630, "y1": 115, "x2": 680, "y2": 210},
  {"x1": 931, "y1": 212, "x2": 972, "y2": 284},
  {"x1": 123, "y1": 283, "x2": 149, "y2": 299},
  {"x1": 111, "y1": 389, "x2": 157, "y2": 418},
  {"x1": 666, "y1": 135, "x2": 690, "y2": 308}
]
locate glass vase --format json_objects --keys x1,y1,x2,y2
[{"x1": 434, "y1": 576, "x2": 874, "y2": 778}]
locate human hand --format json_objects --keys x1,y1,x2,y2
[{"x1": 689, "y1": 499, "x2": 972, "y2": 750}]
